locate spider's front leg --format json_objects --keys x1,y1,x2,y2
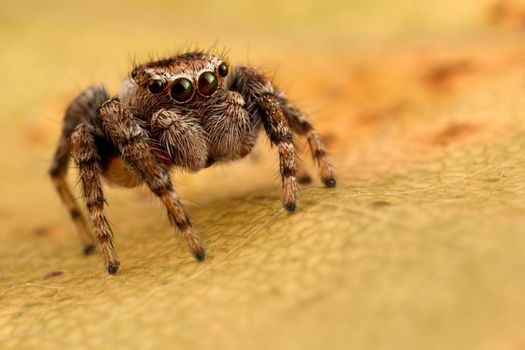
[
  {"x1": 70, "y1": 124, "x2": 120, "y2": 273},
  {"x1": 98, "y1": 98, "x2": 205, "y2": 263},
  {"x1": 229, "y1": 67, "x2": 299, "y2": 212}
]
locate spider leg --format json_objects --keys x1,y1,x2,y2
[
  {"x1": 229, "y1": 67, "x2": 299, "y2": 212},
  {"x1": 98, "y1": 98, "x2": 205, "y2": 261},
  {"x1": 49, "y1": 137, "x2": 95, "y2": 254},
  {"x1": 70, "y1": 124, "x2": 120, "y2": 274},
  {"x1": 277, "y1": 93, "x2": 336, "y2": 187},
  {"x1": 49, "y1": 85, "x2": 109, "y2": 255}
]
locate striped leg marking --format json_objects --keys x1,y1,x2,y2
[{"x1": 70, "y1": 124, "x2": 120, "y2": 274}]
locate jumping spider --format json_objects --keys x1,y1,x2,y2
[{"x1": 49, "y1": 51, "x2": 336, "y2": 274}]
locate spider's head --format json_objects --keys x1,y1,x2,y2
[{"x1": 120, "y1": 51, "x2": 229, "y2": 113}]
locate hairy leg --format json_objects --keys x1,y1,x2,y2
[
  {"x1": 277, "y1": 93, "x2": 336, "y2": 187},
  {"x1": 70, "y1": 124, "x2": 120, "y2": 274},
  {"x1": 99, "y1": 98, "x2": 205, "y2": 261},
  {"x1": 49, "y1": 137, "x2": 95, "y2": 254},
  {"x1": 48, "y1": 85, "x2": 109, "y2": 254},
  {"x1": 229, "y1": 67, "x2": 299, "y2": 212}
]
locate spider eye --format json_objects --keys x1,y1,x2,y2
[
  {"x1": 148, "y1": 80, "x2": 165, "y2": 94},
  {"x1": 171, "y1": 78, "x2": 194, "y2": 102},
  {"x1": 130, "y1": 68, "x2": 139, "y2": 79},
  {"x1": 218, "y1": 63, "x2": 229, "y2": 77},
  {"x1": 198, "y1": 71, "x2": 218, "y2": 96}
]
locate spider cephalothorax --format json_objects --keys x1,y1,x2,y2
[{"x1": 49, "y1": 50, "x2": 336, "y2": 274}]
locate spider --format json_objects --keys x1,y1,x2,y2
[{"x1": 49, "y1": 50, "x2": 336, "y2": 274}]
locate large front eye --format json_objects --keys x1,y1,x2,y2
[
  {"x1": 198, "y1": 72, "x2": 218, "y2": 96},
  {"x1": 148, "y1": 80, "x2": 165, "y2": 94},
  {"x1": 170, "y1": 78, "x2": 194, "y2": 103}
]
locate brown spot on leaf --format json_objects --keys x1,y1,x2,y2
[
  {"x1": 484, "y1": 176, "x2": 503, "y2": 182},
  {"x1": 33, "y1": 225, "x2": 60, "y2": 237},
  {"x1": 20, "y1": 120, "x2": 53, "y2": 147},
  {"x1": 371, "y1": 201, "x2": 392, "y2": 208},
  {"x1": 33, "y1": 227, "x2": 50, "y2": 236},
  {"x1": 353, "y1": 102, "x2": 407, "y2": 129},
  {"x1": 488, "y1": 1, "x2": 525, "y2": 29},
  {"x1": 423, "y1": 60, "x2": 473, "y2": 90},
  {"x1": 42, "y1": 271, "x2": 64, "y2": 280},
  {"x1": 431, "y1": 122, "x2": 480, "y2": 145}
]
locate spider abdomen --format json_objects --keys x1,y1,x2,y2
[{"x1": 103, "y1": 156, "x2": 143, "y2": 188}]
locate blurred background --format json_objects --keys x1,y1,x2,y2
[{"x1": 2, "y1": 1, "x2": 525, "y2": 349}]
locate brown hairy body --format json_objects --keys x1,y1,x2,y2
[{"x1": 49, "y1": 50, "x2": 336, "y2": 274}]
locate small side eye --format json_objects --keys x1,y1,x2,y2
[
  {"x1": 171, "y1": 78, "x2": 194, "y2": 103},
  {"x1": 148, "y1": 80, "x2": 165, "y2": 94},
  {"x1": 218, "y1": 63, "x2": 229, "y2": 77},
  {"x1": 130, "y1": 68, "x2": 139, "y2": 79},
  {"x1": 198, "y1": 72, "x2": 218, "y2": 96}
]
